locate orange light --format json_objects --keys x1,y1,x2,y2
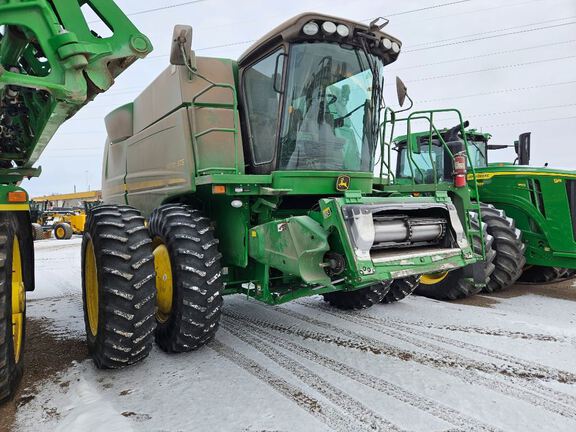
[
  {"x1": 212, "y1": 185, "x2": 226, "y2": 194},
  {"x1": 412, "y1": 192, "x2": 421, "y2": 197},
  {"x1": 8, "y1": 191, "x2": 28, "y2": 203}
]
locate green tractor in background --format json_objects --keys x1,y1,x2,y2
[
  {"x1": 81, "y1": 14, "x2": 493, "y2": 369},
  {"x1": 0, "y1": 0, "x2": 152, "y2": 403},
  {"x1": 394, "y1": 124, "x2": 576, "y2": 300}
]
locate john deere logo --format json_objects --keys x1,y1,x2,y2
[{"x1": 336, "y1": 175, "x2": 350, "y2": 191}]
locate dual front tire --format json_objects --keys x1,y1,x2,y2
[
  {"x1": 0, "y1": 213, "x2": 32, "y2": 402},
  {"x1": 81, "y1": 204, "x2": 223, "y2": 369}
]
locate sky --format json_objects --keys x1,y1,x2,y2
[{"x1": 23, "y1": 0, "x2": 576, "y2": 196}]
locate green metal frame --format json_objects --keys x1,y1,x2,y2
[
  {"x1": 395, "y1": 127, "x2": 576, "y2": 270},
  {"x1": 0, "y1": 0, "x2": 152, "y2": 184},
  {"x1": 381, "y1": 108, "x2": 486, "y2": 261}
]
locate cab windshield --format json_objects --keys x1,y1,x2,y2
[{"x1": 278, "y1": 42, "x2": 383, "y2": 171}]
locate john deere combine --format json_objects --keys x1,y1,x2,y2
[
  {"x1": 0, "y1": 0, "x2": 151, "y2": 402},
  {"x1": 395, "y1": 126, "x2": 576, "y2": 299},
  {"x1": 82, "y1": 14, "x2": 492, "y2": 368}
]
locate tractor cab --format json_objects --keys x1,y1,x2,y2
[
  {"x1": 236, "y1": 13, "x2": 401, "y2": 175},
  {"x1": 394, "y1": 123, "x2": 487, "y2": 184}
]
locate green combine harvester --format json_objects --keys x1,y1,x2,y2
[
  {"x1": 394, "y1": 126, "x2": 576, "y2": 299},
  {"x1": 0, "y1": 0, "x2": 152, "y2": 402},
  {"x1": 80, "y1": 13, "x2": 497, "y2": 369}
]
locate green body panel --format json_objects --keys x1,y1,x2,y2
[
  {"x1": 249, "y1": 216, "x2": 330, "y2": 285},
  {"x1": 0, "y1": 0, "x2": 152, "y2": 185},
  {"x1": 473, "y1": 165, "x2": 576, "y2": 268}
]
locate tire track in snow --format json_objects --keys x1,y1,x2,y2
[
  {"x1": 209, "y1": 339, "x2": 363, "y2": 432},
  {"x1": 399, "y1": 322, "x2": 571, "y2": 343},
  {"x1": 221, "y1": 320, "x2": 407, "y2": 432},
  {"x1": 297, "y1": 301, "x2": 576, "y2": 407},
  {"x1": 224, "y1": 312, "x2": 502, "y2": 432},
  {"x1": 261, "y1": 304, "x2": 576, "y2": 419}
]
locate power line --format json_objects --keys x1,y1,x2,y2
[
  {"x1": 417, "y1": 80, "x2": 576, "y2": 103},
  {"x1": 88, "y1": 0, "x2": 208, "y2": 23},
  {"x1": 393, "y1": 39, "x2": 576, "y2": 70},
  {"x1": 383, "y1": 0, "x2": 475, "y2": 17},
  {"x1": 406, "y1": 21, "x2": 576, "y2": 52},
  {"x1": 400, "y1": 54, "x2": 576, "y2": 84},
  {"x1": 483, "y1": 115, "x2": 576, "y2": 128},
  {"x1": 408, "y1": 15, "x2": 575, "y2": 48}
]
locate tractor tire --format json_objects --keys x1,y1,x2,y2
[
  {"x1": 414, "y1": 216, "x2": 496, "y2": 300},
  {"x1": 323, "y1": 281, "x2": 392, "y2": 310},
  {"x1": 381, "y1": 276, "x2": 420, "y2": 304},
  {"x1": 148, "y1": 204, "x2": 223, "y2": 353},
  {"x1": 518, "y1": 266, "x2": 575, "y2": 284},
  {"x1": 479, "y1": 204, "x2": 525, "y2": 293},
  {"x1": 0, "y1": 217, "x2": 26, "y2": 403},
  {"x1": 54, "y1": 222, "x2": 73, "y2": 240},
  {"x1": 81, "y1": 205, "x2": 156, "y2": 369},
  {"x1": 31, "y1": 223, "x2": 43, "y2": 241}
]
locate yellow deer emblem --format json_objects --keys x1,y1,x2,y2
[{"x1": 336, "y1": 175, "x2": 351, "y2": 191}]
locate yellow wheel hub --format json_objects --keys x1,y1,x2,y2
[
  {"x1": 85, "y1": 239, "x2": 99, "y2": 336},
  {"x1": 11, "y1": 236, "x2": 25, "y2": 363},
  {"x1": 56, "y1": 226, "x2": 65, "y2": 238},
  {"x1": 420, "y1": 271, "x2": 449, "y2": 285},
  {"x1": 153, "y1": 242, "x2": 173, "y2": 323}
]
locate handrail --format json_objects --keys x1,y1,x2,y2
[{"x1": 190, "y1": 81, "x2": 240, "y2": 175}]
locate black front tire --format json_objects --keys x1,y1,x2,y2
[
  {"x1": 148, "y1": 204, "x2": 223, "y2": 353},
  {"x1": 415, "y1": 215, "x2": 496, "y2": 300},
  {"x1": 323, "y1": 281, "x2": 392, "y2": 310},
  {"x1": 382, "y1": 276, "x2": 420, "y2": 304},
  {"x1": 0, "y1": 215, "x2": 27, "y2": 403},
  {"x1": 54, "y1": 222, "x2": 73, "y2": 240},
  {"x1": 479, "y1": 204, "x2": 525, "y2": 293},
  {"x1": 81, "y1": 205, "x2": 156, "y2": 369},
  {"x1": 31, "y1": 223, "x2": 43, "y2": 241},
  {"x1": 518, "y1": 266, "x2": 573, "y2": 284}
]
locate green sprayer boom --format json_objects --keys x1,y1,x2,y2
[{"x1": 0, "y1": 0, "x2": 152, "y2": 182}]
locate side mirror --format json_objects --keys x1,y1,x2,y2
[
  {"x1": 396, "y1": 76, "x2": 408, "y2": 107},
  {"x1": 170, "y1": 25, "x2": 194, "y2": 67},
  {"x1": 517, "y1": 132, "x2": 531, "y2": 165}
]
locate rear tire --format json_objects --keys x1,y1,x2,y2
[
  {"x1": 54, "y1": 222, "x2": 73, "y2": 240},
  {"x1": 81, "y1": 205, "x2": 156, "y2": 369},
  {"x1": 479, "y1": 204, "x2": 525, "y2": 293},
  {"x1": 149, "y1": 204, "x2": 223, "y2": 353},
  {"x1": 518, "y1": 266, "x2": 573, "y2": 284},
  {"x1": 323, "y1": 281, "x2": 392, "y2": 310},
  {"x1": 0, "y1": 216, "x2": 26, "y2": 403},
  {"x1": 415, "y1": 215, "x2": 496, "y2": 300},
  {"x1": 381, "y1": 276, "x2": 420, "y2": 304},
  {"x1": 31, "y1": 223, "x2": 43, "y2": 241}
]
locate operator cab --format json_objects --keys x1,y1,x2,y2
[
  {"x1": 237, "y1": 13, "x2": 401, "y2": 174},
  {"x1": 395, "y1": 127, "x2": 489, "y2": 184}
]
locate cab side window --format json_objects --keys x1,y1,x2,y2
[{"x1": 243, "y1": 48, "x2": 284, "y2": 165}]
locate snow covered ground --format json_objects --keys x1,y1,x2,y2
[{"x1": 12, "y1": 238, "x2": 576, "y2": 431}]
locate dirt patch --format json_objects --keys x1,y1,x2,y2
[
  {"x1": 487, "y1": 280, "x2": 576, "y2": 302},
  {"x1": 450, "y1": 294, "x2": 501, "y2": 308},
  {"x1": 0, "y1": 318, "x2": 88, "y2": 432}
]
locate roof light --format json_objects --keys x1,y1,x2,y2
[
  {"x1": 391, "y1": 42, "x2": 401, "y2": 54},
  {"x1": 322, "y1": 21, "x2": 337, "y2": 34},
  {"x1": 381, "y1": 38, "x2": 392, "y2": 50},
  {"x1": 302, "y1": 21, "x2": 319, "y2": 36},
  {"x1": 336, "y1": 24, "x2": 350, "y2": 37}
]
